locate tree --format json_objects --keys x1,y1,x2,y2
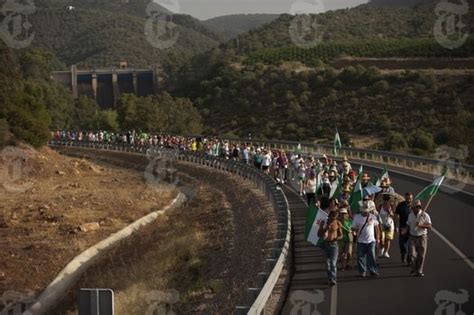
[
  {"x1": 384, "y1": 131, "x2": 408, "y2": 151},
  {"x1": 96, "y1": 110, "x2": 119, "y2": 131},
  {"x1": 410, "y1": 130, "x2": 435, "y2": 153},
  {"x1": 117, "y1": 93, "x2": 202, "y2": 134},
  {"x1": 73, "y1": 96, "x2": 100, "y2": 130}
]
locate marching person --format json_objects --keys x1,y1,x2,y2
[
  {"x1": 396, "y1": 192, "x2": 413, "y2": 264},
  {"x1": 297, "y1": 160, "x2": 307, "y2": 196},
  {"x1": 404, "y1": 200, "x2": 432, "y2": 277},
  {"x1": 338, "y1": 206, "x2": 353, "y2": 271},
  {"x1": 352, "y1": 202, "x2": 381, "y2": 277},
  {"x1": 378, "y1": 193, "x2": 395, "y2": 258},
  {"x1": 304, "y1": 171, "x2": 318, "y2": 205},
  {"x1": 318, "y1": 207, "x2": 343, "y2": 286}
]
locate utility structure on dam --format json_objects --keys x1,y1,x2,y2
[{"x1": 51, "y1": 65, "x2": 162, "y2": 108}]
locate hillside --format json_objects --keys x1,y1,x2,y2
[
  {"x1": 203, "y1": 14, "x2": 280, "y2": 40},
  {"x1": 246, "y1": 38, "x2": 474, "y2": 66},
  {"x1": 175, "y1": 63, "x2": 474, "y2": 161},
  {"x1": 30, "y1": 1, "x2": 222, "y2": 68},
  {"x1": 368, "y1": 0, "x2": 436, "y2": 7},
  {"x1": 226, "y1": 4, "x2": 474, "y2": 54}
]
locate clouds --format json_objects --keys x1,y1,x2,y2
[{"x1": 176, "y1": 0, "x2": 369, "y2": 20}]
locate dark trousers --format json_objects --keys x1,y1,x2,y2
[
  {"x1": 306, "y1": 193, "x2": 316, "y2": 206},
  {"x1": 398, "y1": 228, "x2": 409, "y2": 256}
]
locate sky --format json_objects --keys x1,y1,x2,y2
[{"x1": 165, "y1": 0, "x2": 369, "y2": 20}]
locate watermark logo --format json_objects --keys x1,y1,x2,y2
[
  {"x1": 289, "y1": 0, "x2": 325, "y2": 49},
  {"x1": 0, "y1": 146, "x2": 34, "y2": 193},
  {"x1": 434, "y1": 289, "x2": 470, "y2": 315},
  {"x1": 289, "y1": 289, "x2": 324, "y2": 315},
  {"x1": 433, "y1": 145, "x2": 469, "y2": 193},
  {"x1": 0, "y1": 0, "x2": 35, "y2": 49},
  {"x1": 434, "y1": 0, "x2": 469, "y2": 50},
  {"x1": 144, "y1": 148, "x2": 196, "y2": 200},
  {"x1": 145, "y1": 289, "x2": 179, "y2": 315},
  {"x1": 0, "y1": 290, "x2": 36, "y2": 315},
  {"x1": 145, "y1": 148, "x2": 180, "y2": 188},
  {"x1": 145, "y1": 0, "x2": 180, "y2": 49}
]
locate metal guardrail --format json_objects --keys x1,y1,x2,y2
[
  {"x1": 48, "y1": 140, "x2": 292, "y2": 315},
  {"x1": 223, "y1": 137, "x2": 474, "y2": 185}
]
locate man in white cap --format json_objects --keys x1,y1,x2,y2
[{"x1": 352, "y1": 202, "x2": 381, "y2": 277}]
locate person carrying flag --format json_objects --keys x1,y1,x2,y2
[
  {"x1": 403, "y1": 170, "x2": 445, "y2": 276},
  {"x1": 404, "y1": 200, "x2": 432, "y2": 277}
]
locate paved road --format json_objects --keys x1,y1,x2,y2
[{"x1": 281, "y1": 165, "x2": 474, "y2": 315}]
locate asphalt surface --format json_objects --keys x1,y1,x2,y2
[{"x1": 281, "y1": 164, "x2": 474, "y2": 315}]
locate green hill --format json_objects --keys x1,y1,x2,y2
[
  {"x1": 247, "y1": 38, "x2": 474, "y2": 66},
  {"x1": 368, "y1": 0, "x2": 436, "y2": 7},
  {"x1": 183, "y1": 63, "x2": 474, "y2": 161},
  {"x1": 29, "y1": 0, "x2": 222, "y2": 68},
  {"x1": 203, "y1": 14, "x2": 280, "y2": 41},
  {"x1": 225, "y1": 4, "x2": 473, "y2": 54}
]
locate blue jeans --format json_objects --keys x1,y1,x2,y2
[
  {"x1": 356, "y1": 242, "x2": 378, "y2": 274},
  {"x1": 321, "y1": 241, "x2": 339, "y2": 282}
]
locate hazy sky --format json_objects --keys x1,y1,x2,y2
[{"x1": 172, "y1": 0, "x2": 369, "y2": 20}]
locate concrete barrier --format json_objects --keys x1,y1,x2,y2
[{"x1": 27, "y1": 193, "x2": 186, "y2": 315}]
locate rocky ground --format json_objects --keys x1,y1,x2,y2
[
  {"x1": 0, "y1": 145, "x2": 176, "y2": 296},
  {"x1": 50, "y1": 148, "x2": 278, "y2": 314}
]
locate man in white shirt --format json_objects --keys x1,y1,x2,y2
[
  {"x1": 404, "y1": 200, "x2": 432, "y2": 277},
  {"x1": 352, "y1": 202, "x2": 381, "y2": 277}
]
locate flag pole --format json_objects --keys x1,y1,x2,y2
[{"x1": 422, "y1": 193, "x2": 436, "y2": 212}]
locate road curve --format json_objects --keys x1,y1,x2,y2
[{"x1": 280, "y1": 164, "x2": 474, "y2": 315}]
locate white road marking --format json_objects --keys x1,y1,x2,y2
[
  {"x1": 287, "y1": 177, "x2": 339, "y2": 315},
  {"x1": 330, "y1": 286, "x2": 337, "y2": 315},
  {"x1": 356, "y1": 163, "x2": 474, "y2": 271},
  {"x1": 284, "y1": 164, "x2": 473, "y2": 315},
  {"x1": 357, "y1": 162, "x2": 474, "y2": 197},
  {"x1": 432, "y1": 227, "x2": 474, "y2": 270}
]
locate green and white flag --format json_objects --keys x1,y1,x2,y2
[
  {"x1": 375, "y1": 166, "x2": 389, "y2": 186},
  {"x1": 415, "y1": 171, "x2": 446, "y2": 201},
  {"x1": 358, "y1": 164, "x2": 363, "y2": 177},
  {"x1": 305, "y1": 204, "x2": 328, "y2": 246},
  {"x1": 333, "y1": 130, "x2": 342, "y2": 156},
  {"x1": 350, "y1": 178, "x2": 363, "y2": 213},
  {"x1": 329, "y1": 175, "x2": 343, "y2": 199},
  {"x1": 296, "y1": 143, "x2": 302, "y2": 154}
]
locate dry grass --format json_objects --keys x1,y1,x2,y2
[
  {"x1": 50, "y1": 157, "x2": 277, "y2": 315},
  {"x1": 0, "y1": 145, "x2": 176, "y2": 294}
]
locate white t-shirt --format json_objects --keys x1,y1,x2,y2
[
  {"x1": 262, "y1": 154, "x2": 272, "y2": 167},
  {"x1": 305, "y1": 178, "x2": 317, "y2": 194},
  {"x1": 352, "y1": 213, "x2": 379, "y2": 244},
  {"x1": 379, "y1": 206, "x2": 395, "y2": 231},
  {"x1": 407, "y1": 211, "x2": 432, "y2": 236}
]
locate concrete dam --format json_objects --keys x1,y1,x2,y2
[{"x1": 52, "y1": 66, "x2": 160, "y2": 109}]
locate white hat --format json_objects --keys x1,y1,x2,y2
[
  {"x1": 367, "y1": 200, "x2": 376, "y2": 209},
  {"x1": 339, "y1": 207, "x2": 348, "y2": 214}
]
